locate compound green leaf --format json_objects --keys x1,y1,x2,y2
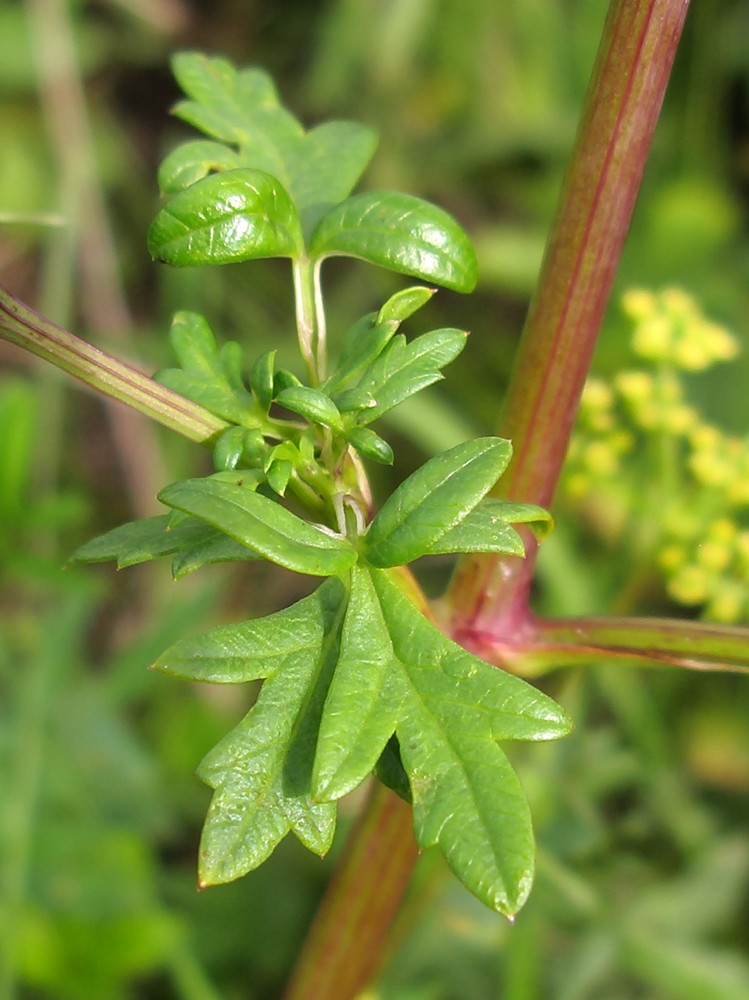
[
  {"x1": 358, "y1": 328, "x2": 468, "y2": 423},
  {"x1": 148, "y1": 169, "x2": 303, "y2": 266},
  {"x1": 309, "y1": 192, "x2": 478, "y2": 292},
  {"x1": 158, "y1": 139, "x2": 241, "y2": 194},
  {"x1": 158, "y1": 478, "x2": 356, "y2": 577},
  {"x1": 161, "y1": 579, "x2": 346, "y2": 883},
  {"x1": 169, "y1": 53, "x2": 377, "y2": 238},
  {"x1": 371, "y1": 569, "x2": 572, "y2": 915},
  {"x1": 365, "y1": 438, "x2": 513, "y2": 567},
  {"x1": 154, "y1": 312, "x2": 257, "y2": 426},
  {"x1": 313, "y1": 565, "x2": 404, "y2": 799},
  {"x1": 171, "y1": 53, "x2": 288, "y2": 145},
  {"x1": 153, "y1": 577, "x2": 341, "y2": 683}
]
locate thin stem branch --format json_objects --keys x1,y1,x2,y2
[
  {"x1": 464, "y1": 613, "x2": 749, "y2": 676},
  {"x1": 447, "y1": 0, "x2": 691, "y2": 638},
  {"x1": 0, "y1": 287, "x2": 227, "y2": 444}
]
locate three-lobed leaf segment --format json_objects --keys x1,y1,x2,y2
[
  {"x1": 147, "y1": 52, "x2": 478, "y2": 383},
  {"x1": 74, "y1": 439, "x2": 561, "y2": 915}
]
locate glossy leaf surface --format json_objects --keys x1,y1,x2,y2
[
  {"x1": 158, "y1": 478, "x2": 356, "y2": 577},
  {"x1": 148, "y1": 168, "x2": 303, "y2": 266},
  {"x1": 275, "y1": 386, "x2": 343, "y2": 430},
  {"x1": 365, "y1": 438, "x2": 513, "y2": 567},
  {"x1": 309, "y1": 192, "x2": 478, "y2": 292}
]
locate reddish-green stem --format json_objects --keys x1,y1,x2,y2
[
  {"x1": 0, "y1": 287, "x2": 227, "y2": 444},
  {"x1": 281, "y1": 783, "x2": 418, "y2": 1000},
  {"x1": 465, "y1": 615, "x2": 749, "y2": 676},
  {"x1": 283, "y1": 3, "x2": 692, "y2": 997},
  {"x1": 447, "y1": 0, "x2": 691, "y2": 639}
]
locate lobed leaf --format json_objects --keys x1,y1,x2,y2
[
  {"x1": 148, "y1": 168, "x2": 304, "y2": 267},
  {"x1": 358, "y1": 328, "x2": 468, "y2": 423},
  {"x1": 165, "y1": 580, "x2": 346, "y2": 883},
  {"x1": 372, "y1": 569, "x2": 572, "y2": 915},
  {"x1": 71, "y1": 513, "x2": 254, "y2": 573},
  {"x1": 169, "y1": 53, "x2": 378, "y2": 238},
  {"x1": 424, "y1": 498, "x2": 553, "y2": 556},
  {"x1": 158, "y1": 478, "x2": 356, "y2": 577},
  {"x1": 364, "y1": 438, "x2": 513, "y2": 567},
  {"x1": 158, "y1": 140, "x2": 242, "y2": 194},
  {"x1": 309, "y1": 191, "x2": 478, "y2": 292},
  {"x1": 313, "y1": 565, "x2": 404, "y2": 799},
  {"x1": 154, "y1": 312, "x2": 257, "y2": 426}
]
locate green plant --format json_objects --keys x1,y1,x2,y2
[
  {"x1": 3, "y1": 2, "x2": 749, "y2": 998},
  {"x1": 68, "y1": 51, "x2": 569, "y2": 918}
]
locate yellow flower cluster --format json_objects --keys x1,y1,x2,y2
[
  {"x1": 563, "y1": 288, "x2": 748, "y2": 622},
  {"x1": 622, "y1": 287, "x2": 738, "y2": 370}
]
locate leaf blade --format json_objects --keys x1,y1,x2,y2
[
  {"x1": 309, "y1": 191, "x2": 478, "y2": 293},
  {"x1": 364, "y1": 438, "x2": 513, "y2": 567},
  {"x1": 158, "y1": 478, "x2": 357, "y2": 577},
  {"x1": 148, "y1": 168, "x2": 303, "y2": 267}
]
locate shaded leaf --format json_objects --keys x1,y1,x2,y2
[
  {"x1": 365, "y1": 438, "x2": 512, "y2": 567},
  {"x1": 158, "y1": 478, "x2": 356, "y2": 577},
  {"x1": 153, "y1": 312, "x2": 257, "y2": 426},
  {"x1": 158, "y1": 139, "x2": 241, "y2": 194},
  {"x1": 309, "y1": 191, "x2": 478, "y2": 292}
]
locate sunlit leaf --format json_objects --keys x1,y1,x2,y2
[
  {"x1": 365, "y1": 438, "x2": 512, "y2": 567},
  {"x1": 148, "y1": 168, "x2": 303, "y2": 266},
  {"x1": 309, "y1": 191, "x2": 478, "y2": 292}
]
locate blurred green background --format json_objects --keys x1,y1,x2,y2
[{"x1": 2, "y1": 0, "x2": 749, "y2": 997}]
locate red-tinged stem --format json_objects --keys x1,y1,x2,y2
[
  {"x1": 281, "y1": 782, "x2": 418, "y2": 1000},
  {"x1": 462, "y1": 614, "x2": 749, "y2": 676},
  {"x1": 447, "y1": 0, "x2": 691, "y2": 638},
  {"x1": 0, "y1": 287, "x2": 228, "y2": 444}
]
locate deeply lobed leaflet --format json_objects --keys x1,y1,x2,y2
[{"x1": 72, "y1": 52, "x2": 571, "y2": 917}]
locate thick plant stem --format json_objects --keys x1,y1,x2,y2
[
  {"x1": 281, "y1": 782, "x2": 418, "y2": 1000},
  {"x1": 0, "y1": 288, "x2": 227, "y2": 444},
  {"x1": 284, "y1": 3, "x2": 692, "y2": 996},
  {"x1": 447, "y1": 0, "x2": 691, "y2": 639}
]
